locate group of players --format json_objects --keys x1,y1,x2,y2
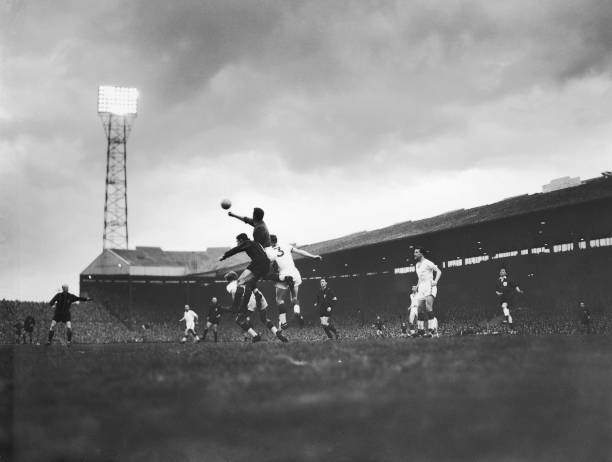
[{"x1": 41, "y1": 204, "x2": 529, "y2": 346}]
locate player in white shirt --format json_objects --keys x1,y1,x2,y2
[
  {"x1": 414, "y1": 247, "x2": 442, "y2": 337},
  {"x1": 179, "y1": 305, "x2": 200, "y2": 343},
  {"x1": 408, "y1": 285, "x2": 419, "y2": 336},
  {"x1": 270, "y1": 235, "x2": 322, "y2": 330},
  {"x1": 225, "y1": 271, "x2": 288, "y2": 343}
]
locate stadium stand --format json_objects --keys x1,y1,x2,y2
[{"x1": 71, "y1": 173, "x2": 612, "y2": 341}]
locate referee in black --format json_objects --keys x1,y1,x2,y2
[{"x1": 47, "y1": 284, "x2": 91, "y2": 346}]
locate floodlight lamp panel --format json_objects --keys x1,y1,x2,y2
[{"x1": 98, "y1": 85, "x2": 139, "y2": 115}]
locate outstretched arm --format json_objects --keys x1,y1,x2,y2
[
  {"x1": 228, "y1": 212, "x2": 254, "y2": 226},
  {"x1": 292, "y1": 247, "x2": 322, "y2": 260},
  {"x1": 219, "y1": 241, "x2": 249, "y2": 261}
]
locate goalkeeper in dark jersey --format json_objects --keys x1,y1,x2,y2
[{"x1": 47, "y1": 284, "x2": 91, "y2": 345}]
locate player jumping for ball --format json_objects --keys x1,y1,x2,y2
[
  {"x1": 219, "y1": 232, "x2": 271, "y2": 319},
  {"x1": 228, "y1": 207, "x2": 299, "y2": 300},
  {"x1": 224, "y1": 271, "x2": 288, "y2": 343},
  {"x1": 270, "y1": 234, "x2": 322, "y2": 330},
  {"x1": 180, "y1": 305, "x2": 200, "y2": 343},
  {"x1": 314, "y1": 278, "x2": 339, "y2": 340},
  {"x1": 414, "y1": 247, "x2": 442, "y2": 338},
  {"x1": 47, "y1": 285, "x2": 91, "y2": 346},
  {"x1": 495, "y1": 267, "x2": 523, "y2": 333}
]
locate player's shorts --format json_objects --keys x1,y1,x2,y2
[
  {"x1": 246, "y1": 260, "x2": 271, "y2": 279},
  {"x1": 274, "y1": 268, "x2": 302, "y2": 290},
  {"x1": 499, "y1": 297, "x2": 512, "y2": 307},
  {"x1": 318, "y1": 305, "x2": 332, "y2": 317},
  {"x1": 417, "y1": 284, "x2": 437, "y2": 298},
  {"x1": 207, "y1": 316, "x2": 220, "y2": 325},
  {"x1": 247, "y1": 294, "x2": 268, "y2": 312},
  {"x1": 53, "y1": 311, "x2": 71, "y2": 323}
]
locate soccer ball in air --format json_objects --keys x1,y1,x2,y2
[{"x1": 221, "y1": 198, "x2": 232, "y2": 210}]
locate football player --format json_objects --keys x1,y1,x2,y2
[
  {"x1": 495, "y1": 267, "x2": 523, "y2": 333},
  {"x1": 414, "y1": 247, "x2": 442, "y2": 338},
  {"x1": 179, "y1": 305, "x2": 200, "y2": 343},
  {"x1": 219, "y1": 233, "x2": 271, "y2": 324},
  {"x1": 23, "y1": 315, "x2": 36, "y2": 344},
  {"x1": 225, "y1": 271, "x2": 288, "y2": 343},
  {"x1": 47, "y1": 285, "x2": 91, "y2": 346},
  {"x1": 314, "y1": 278, "x2": 339, "y2": 339},
  {"x1": 269, "y1": 234, "x2": 322, "y2": 330},
  {"x1": 202, "y1": 297, "x2": 222, "y2": 342}
]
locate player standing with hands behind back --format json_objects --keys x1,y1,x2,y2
[{"x1": 314, "y1": 278, "x2": 339, "y2": 340}]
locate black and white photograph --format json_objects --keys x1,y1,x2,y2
[{"x1": 1, "y1": 0, "x2": 612, "y2": 460}]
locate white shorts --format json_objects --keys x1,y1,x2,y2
[
  {"x1": 417, "y1": 284, "x2": 437, "y2": 299},
  {"x1": 247, "y1": 293, "x2": 268, "y2": 312},
  {"x1": 275, "y1": 268, "x2": 302, "y2": 290}
]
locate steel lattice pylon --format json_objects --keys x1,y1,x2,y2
[{"x1": 99, "y1": 113, "x2": 135, "y2": 249}]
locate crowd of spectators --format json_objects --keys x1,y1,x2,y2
[{"x1": 2, "y1": 297, "x2": 610, "y2": 345}]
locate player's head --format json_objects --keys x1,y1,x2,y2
[
  {"x1": 413, "y1": 247, "x2": 425, "y2": 261},
  {"x1": 270, "y1": 234, "x2": 278, "y2": 245},
  {"x1": 236, "y1": 233, "x2": 249, "y2": 244},
  {"x1": 211, "y1": 297, "x2": 218, "y2": 304},
  {"x1": 61, "y1": 284, "x2": 69, "y2": 292},
  {"x1": 411, "y1": 284, "x2": 417, "y2": 293},
  {"x1": 579, "y1": 301, "x2": 586, "y2": 308},
  {"x1": 224, "y1": 271, "x2": 238, "y2": 282},
  {"x1": 184, "y1": 304, "x2": 190, "y2": 311},
  {"x1": 320, "y1": 278, "x2": 327, "y2": 289},
  {"x1": 376, "y1": 315, "x2": 380, "y2": 320},
  {"x1": 252, "y1": 207, "x2": 264, "y2": 221},
  {"x1": 499, "y1": 267, "x2": 507, "y2": 277}
]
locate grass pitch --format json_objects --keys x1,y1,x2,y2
[{"x1": 2, "y1": 334, "x2": 612, "y2": 461}]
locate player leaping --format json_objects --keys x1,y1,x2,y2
[
  {"x1": 219, "y1": 233, "x2": 287, "y2": 343},
  {"x1": 270, "y1": 234, "x2": 322, "y2": 330},
  {"x1": 224, "y1": 271, "x2": 288, "y2": 343}
]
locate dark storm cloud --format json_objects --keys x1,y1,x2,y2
[{"x1": 3, "y1": 0, "x2": 612, "y2": 171}]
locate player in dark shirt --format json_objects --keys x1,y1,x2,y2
[
  {"x1": 220, "y1": 233, "x2": 272, "y2": 336},
  {"x1": 400, "y1": 320, "x2": 408, "y2": 337},
  {"x1": 495, "y1": 268, "x2": 523, "y2": 332},
  {"x1": 23, "y1": 316, "x2": 36, "y2": 344},
  {"x1": 47, "y1": 284, "x2": 91, "y2": 345},
  {"x1": 374, "y1": 316, "x2": 384, "y2": 336},
  {"x1": 202, "y1": 297, "x2": 223, "y2": 342},
  {"x1": 228, "y1": 207, "x2": 271, "y2": 249},
  {"x1": 314, "y1": 278, "x2": 339, "y2": 339},
  {"x1": 578, "y1": 301, "x2": 592, "y2": 334},
  {"x1": 14, "y1": 321, "x2": 25, "y2": 344}
]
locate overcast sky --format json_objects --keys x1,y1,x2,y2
[{"x1": 1, "y1": 0, "x2": 612, "y2": 300}]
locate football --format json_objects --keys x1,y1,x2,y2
[{"x1": 221, "y1": 198, "x2": 232, "y2": 210}]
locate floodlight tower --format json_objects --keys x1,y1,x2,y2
[{"x1": 97, "y1": 86, "x2": 138, "y2": 250}]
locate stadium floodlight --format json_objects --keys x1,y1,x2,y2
[
  {"x1": 97, "y1": 85, "x2": 139, "y2": 250},
  {"x1": 98, "y1": 86, "x2": 138, "y2": 115}
]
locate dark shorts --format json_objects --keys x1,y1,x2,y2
[
  {"x1": 53, "y1": 311, "x2": 71, "y2": 323},
  {"x1": 318, "y1": 306, "x2": 332, "y2": 317},
  {"x1": 499, "y1": 297, "x2": 512, "y2": 307},
  {"x1": 207, "y1": 316, "x2": 220, "y2": 325},
  {"x1": 247, "y1": 261, "x2": 271, "y2": 280}
]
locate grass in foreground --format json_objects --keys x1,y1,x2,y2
[{"x1": 2, "y1": 335, "x2": 612, "y2": 462}]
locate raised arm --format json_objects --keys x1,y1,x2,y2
[
  {"x1": 292, "y1": 247, "x2": 323, "y2": 260},
  {"x1": 219, "y1": 240, "x2": 250, "y2": 261},
  {"x1": 228, "y1": 212, "x2": 254, "y2": 226}
]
